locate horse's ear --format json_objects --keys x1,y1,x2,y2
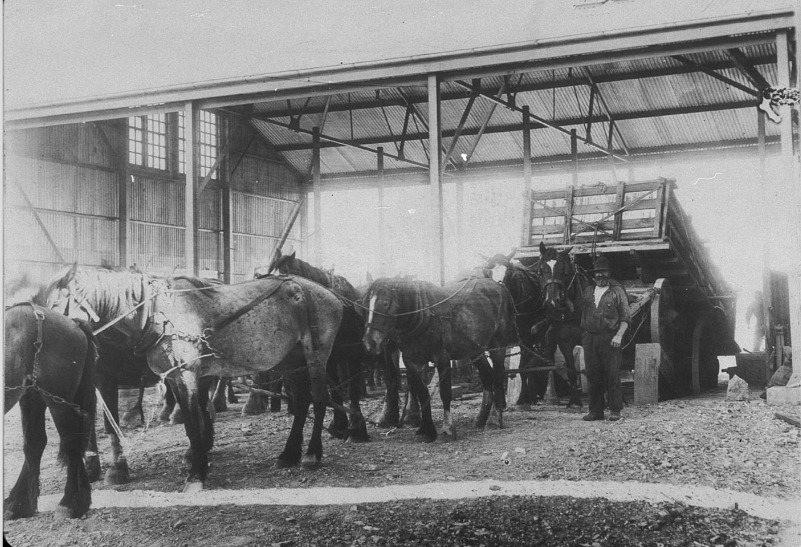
[
  {"x1": 539, "y1": 241, "x2": 547, "y2": 254},
  {"x1": 505, "y1": 249, "x2": 515, "y2": 261},
  {"x1": 561, "y1": 246, "x2": 573, "y2": 256},
  {"x1": 288, "y1": 250, "x2": 295, "y2": 260},
  {"x1": 365, "y1": 272, "x2": 374, "y2": 285}
]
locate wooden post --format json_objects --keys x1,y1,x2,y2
[
  {"x1": 776, "y1": 30, "x2": 801, "y2": 359},
  {"x1": 377, "y1": 147, "x2": 386, "y2": 277},
  {"x1": 183, "y1": 101, "x2": 199, "y2": 276},
  {"x1": 312, "y1": 126, "x2": 322, "y2": 266},
  {"x1": 427, "y1": 74, "x2": 445, "y2": 285},
  {"x1": 222, "y1": 173, "x2": 233, "y2": 283},
  {"x1": 634, "y1": 343, "x2": 661, "y2": 405},
  {"x1": 520, "y1": 106, "x2": 532, "y2": 247},
  {"x1": 564, "y1": 129, "x2": 578, "y2": 244}
]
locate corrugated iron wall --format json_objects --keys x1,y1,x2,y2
[
  {"x1": 4, "y1": 113, "x2": 302, "y2": 289},
  {"x1": 227, "y1": 122, "x2": 302, "y2": 282},
  {"x1": 4, "y1": 124, "x2": 120, "y2": 287}
]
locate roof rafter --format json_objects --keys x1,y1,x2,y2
[{"x1": 271, "y1": 99, "x2": 757, "y2": 151}]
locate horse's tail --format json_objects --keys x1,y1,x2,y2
[{"x1": 72, "y1": 319, "x2": 99, "y2": 449}]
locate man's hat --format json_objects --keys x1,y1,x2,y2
[{"x1": 592, "y1": 256, "x2": 612, "y2": 272}]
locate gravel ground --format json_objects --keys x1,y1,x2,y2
[{"x1": 4, "y1": 377, "x2": 800, "y2": 546}]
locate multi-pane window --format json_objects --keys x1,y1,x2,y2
[
  {"x1": 128, "y1": 114, "x2": 167, "y2": 170},
  {"x1": 177, "y1": 110, "x2": 218, "y2": 179},
  {"x1": 199, "y1": 111, "x2": 218, "y2": 179}
]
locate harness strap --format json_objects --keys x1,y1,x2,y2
[{"x1": 208, "y1": 277, "x2": 288, "y2": 332}]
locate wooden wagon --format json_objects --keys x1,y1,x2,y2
[{"x1": 514, "y1": 177, "x2": 740, "y2": 400}]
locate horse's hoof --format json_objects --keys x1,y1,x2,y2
[
  {"x1": 275, "y1": 458, "x2": 298, "y2": 469},
  {"x1": 414, "y1": 428, "x2": 437, "y2": 443},
  {"x1": 301, "y1": 455, "x2": 321, "y2": 470},
  {"x1": 439, "y1": 429, "x2": 457, "y2": 441},
  {"x1": 345, "y1": 430, "x2": 371, "y2": 443},
  {"x1": 104, "y1": 467, "x2": 130, "y2": 486},
  {"x1": 53, "y1": 505, "x2": 72, "y2": 520},
  {"x1": 183, "y1": 480, "x2": 204, "y2": 494},
  {"x1": 515, "y1": 403, "x2": 532, "y2": 411},
  {"x1": 158, "y1": 411, "x2": 172, "y2": 422}
]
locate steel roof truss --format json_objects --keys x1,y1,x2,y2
[
  {"x1": 441, "y1": 79, "x2": 480, "y2": 171},
  {"x1": 724, "y1": 48, "x2": 772, "y2": 91},
  {"x1": 462, "y1": 81, "x2": 507, "y2": 166},
  {"x1": 671, "y1": 55, "x2": 760, "y2": 97},
  {"x1": 584, "y1": 68, "x2": 631, "y2": 155},
  {"x1": 455, "y1": 80, "x2": 627, "y2": 161}
]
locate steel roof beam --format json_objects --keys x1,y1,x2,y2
[
  {"x1": 671, "y1": 55, "x2": 760, "y2": 96},
  {"x1": 251, "y1": 55, "x2": 776, "y2": 119},
  {"x1": 271, "y1": 99, "x2": 758, "y2": 152},
  {"x1": 724, "y1": 48, "x2": 773, "y2": 90}
]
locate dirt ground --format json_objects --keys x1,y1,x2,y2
[{"x1": 3, "y1": 377, "x2": 801, "y2": 546}]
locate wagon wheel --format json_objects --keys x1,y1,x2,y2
[
  {"x1": 650, "y1": 278, "x2": 677, "y2": 358},
  {"x1": 692, "y1": 311, "x2": 721, "y2": 394}
]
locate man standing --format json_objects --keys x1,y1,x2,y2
[
  {"x1": 579, "y1": 256, "x2": 630, "y2": 421},
  {"x1": 745, "y1": 291, "x2": 766, "y2": 352}
]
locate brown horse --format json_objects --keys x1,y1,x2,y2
[
  {"x1": 39, "y1": 264, "x2": 343, "y2": 492},
  {"x1": 362, "y1": 276, "x2": 517, "y2": 441},
  {"x1": 4, "y1": 303, "x2": 98, "y2": 519},
  {"x1": 263, "y1": 250, "x2": 369, "y2": 441}
]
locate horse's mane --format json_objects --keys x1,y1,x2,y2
[
  {"x1": 275, "y1": 255, "x2": 358, "y2": 297},
  {"x1": 48, "y1": 268, "x2": 151, "y2": 320}
]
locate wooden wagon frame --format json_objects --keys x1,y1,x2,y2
[{"x1": 515, "y1": 177, "x2": 740, "y2": 400}]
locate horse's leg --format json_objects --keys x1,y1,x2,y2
[
  {"x1": 473, "y1": 355, "x2": 495, "y2": 429},
  {"x1": 227, "y1": 378, "x2": 239, "y2": 404},
  {"x1": 405, "y1": 360, "x2": 436, "y2": 442},
  {"x1": 558, "y1": 331, "x2": 583, "y2": 409},
  {"x1": 373, "y1": 346, "x2": 400, "y2": 427},
  {"x1": 435, "y1": 354, "x2": 456, "y2": 440},
  {"x1": 97, "y1": 376, "x2": 129, "y2": 485},
  {"x1": 516, "y1": 350, "x2": 534, "y2": 409},
  {"x1": 303, "y1": 401, "x2": 327, "y2": 469},
  {"x1": 277, "y1": 367, "x2": 310, "y2": 468},
  {"x1": 346, "y1": 353, "x2": 370, "y2": 442},
  {"x1": 172, "y1": 372, "x2": 210, "y2": 492},
  {"x1": 211, "y1": 377, "x2": 228, "y2": 413},
  {"x1": 198, "y1": 377, "x2": 216, "y2": 448},
  {"x1": 48, "y1": 401, "x2": 93, "y2": 519},
  {"x1": 326, "y1": 360, "x2": 349, "y2": 439},
  {"x1": 4, "y1": 392, "x2": 47, "y2": 519},
  {"x1": 488, "y1": 349, "x2": 508, "y2": 429}
]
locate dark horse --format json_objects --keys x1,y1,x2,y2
[
  {"x1": 484, "y1": 253, "x2": 550, "y2": 408},
  {"x1": 534, "y1": 241, "x2": 588, "y2": 406},
  {"x1": 263, "y1": 249, "x2": 369, "y2": 441},
  {"x1": 4, "y1": 303, "x2": 98, "y2": 519},
  {"x1": 362, "y1": 276, "x2": 517, "y2": 441},
  {"x1": 39, "y1": 264, "x2": 343, "y2": 491}
]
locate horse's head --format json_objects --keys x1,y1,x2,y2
[
  {"x1": 268, "y1": 250, "x2": 298, "y2": 275},
  {"x1": 361, "y1": 280, "x2": 399, "y2": 356},
  {"x1": 537, "y1": 242, "x2": 574, "y2": 310}
]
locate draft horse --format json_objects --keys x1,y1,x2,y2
[
  {"x1": 485, "y1": 253, "x2": 550, "y2": 407},
  {"x1": 362, "y1": 276, "x2": 517, "y2": 441},
  {"x1": 534, "y1": 241, "x2": 588, "y2": 406},
  {"x1": 39, "y1": 264, "x2": 343, "y2": 492},
  {"x1": 4, "y1": 303, "x2": 98, "y2": 519},
  {"x1": 264, "y1": 249, "x2": 370, "y2": 441}
]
